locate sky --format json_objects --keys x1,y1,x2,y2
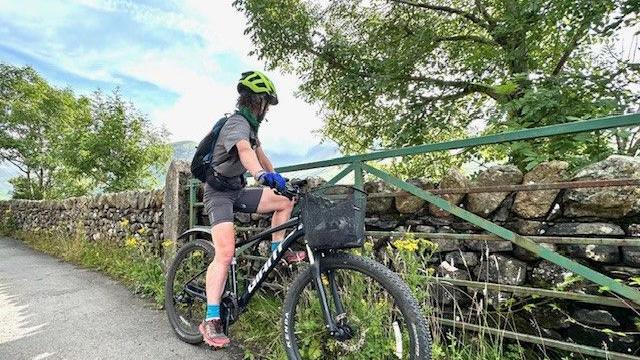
[{"x1": 0, "y1": 0, "x2": 327, "y2": 156}]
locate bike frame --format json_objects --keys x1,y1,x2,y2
[
  {"x1": 181, "y1": 215, "x2": 344, "y2": 334},
  {"x1": 236, "y1": 217, "x2": 304, "y2": 308}
]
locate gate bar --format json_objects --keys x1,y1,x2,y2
[{"x1": 277, "y1": 113, "x2": 640, "y2": 173}]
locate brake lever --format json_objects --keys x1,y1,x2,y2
[{"x1": 279, "y1": 185, "x2": 300, "y2": 201}]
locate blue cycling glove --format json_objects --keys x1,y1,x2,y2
[{"x1": 257, "y1": 171, "x2": 287, "y2": 192}]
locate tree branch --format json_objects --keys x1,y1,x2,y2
[
  {"x1": 419, "y1": 88, "x2": 477, "y2": 103},
  {"x1": 551, "y1": 23, "x2": 590, "y2": 76},
  {"x1": 389, "y1": 0, "x2": 488, "y2": 28},
  {"x1": 474, "y1": 0, "x2": 496, "y2": 28},
  {"x1": 434, "y1": 34, "x2": 497, "y2": 46},
  {"x1": 615, "y1": 133, "x2": 624, "y2": 153},
  {"x1": 1, "y1": 155, "x2": 28, "y2": 175},
  {"x1": 409, "y1": 76, "x2": 502, "y2": 101},
  {"x1": 627, "y1": 128, "x2": 640, "y2": 156}
]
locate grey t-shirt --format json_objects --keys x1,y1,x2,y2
[{"x1": 212, "y1": 113, "x2": 260, "y2": 177}]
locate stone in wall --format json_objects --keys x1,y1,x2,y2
[
  {"x1": 564, "y1": 155, "x2": 640, "y2": 219},
  {"x1": 475, "y1": 254, "x2": 527, "y2": 285},
  {"x1": 464, "y1": 239, "x2": 513, "y2": 253},
  {"x1": 529, "y1": 260, "x2": 577, "y2": 289},
  {"x1": 624, "y1": 224, "x2": 640, "y2": 266},
  {"x1": 546, "y1": 222, "x2": 623, "y2": 264},
  {"x1": 504, "y1": 219, "x2": 546, "y2": 235},
  {"x1": 365, "y1": 217, "x2": 399, "y2": 230},
  {"x1": 546, "y1": 222, "x2": 625, "y2": 237},
  {"x1": 621, "y1": 247, "x2": 640, "y2": 267},
  {"x1": 364, "y1": 181, "x2": 395, "y2": 214},
  {"x1": 529, "y1": 303, "x2": 571, "y2": 330},
  {"x1": 512, "y1": 243, "x2": 556, "y2": 262},
  {"x1": 512, "y1": 161, "x2": 569, "y2": 219},
  {"x1": 434, "y1": 261, "x2": 469, "y2": 305},
  {"x1": 163, "y1": 160, "x2": 191, "y2": 243},
  {"x1": 444, "y1": 251, "x2": 479, "y2": 268},
  {"x1": 415, "y1": 225, "x2": 435, "y2": 233},
  {"x1": 627, "y1": 223, "x2": 640, "y2": 237},
  {"x1": 394, "y1": 178, "x2": 431, "y2": 214},
  {"x1": 429, "y1": 169, "x2": 470, "y2": 218},
  {"x1": 303, "y1": 177, "x2": 327, "y2": 191},
  {"x1": 572, "y1": 308, "x2": 620, "y2": 327},
  {"x1": 492, "y1": 193, "x2": 516, "y2": 223},
  {"x1": 467, "y1": 165, "x2": 523, "y2": 217},
  {"x1": 567, "y1": 326, "x2": 639, "y2": 354},
  {"x1": 421, "y1": 216, "x2": 452, "y2": 227},
  {"x1": 431, "y1": 238, "x2": 463, "y2": 253}
]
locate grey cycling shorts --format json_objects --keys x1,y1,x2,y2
[{"x1": 203, "y1": 183, "x2": 264, "y2": 226}]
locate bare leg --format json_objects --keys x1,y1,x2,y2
[
  {"x1": 206, "y1": 222, "x2": 235, "y2": 305},
  {"x1": 256, "y1": 188, "x2": 294, "y2": 241}
]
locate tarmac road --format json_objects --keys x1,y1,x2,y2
[{"x1": 0, "y1": 236, "x2": 240, "y2": 360}]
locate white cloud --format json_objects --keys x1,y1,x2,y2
[
  {"x1": 84, "y1": 0, "x2": 324, "y2": 154},
  {"x1": 115, "y1": 0, "x2": 325, "y2": 154},
  {"x1": 0, "y1": 0, "x2": 326, "y2": 157}
]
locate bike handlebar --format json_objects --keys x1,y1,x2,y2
[{"x1": 275, "y1": 179, "x2": 308, "y2": 200}]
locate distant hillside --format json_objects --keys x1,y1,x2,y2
[
  {"x1": 171, "y1": 140, "x2": 198, "y2": 161},
  {"x1": 0, "y1": 162, "x2": 20, "y2": 199},
  {"x1": 266, "y1": 143, "x2": 341, "y2": 167}
]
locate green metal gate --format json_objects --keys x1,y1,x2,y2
[{"x1": 188, "y1": 113, "x2": 640, "y2": 359}]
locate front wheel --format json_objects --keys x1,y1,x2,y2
[
  {"x1": 164, "y1": 239, "x2": 213, "y2": 344},
  {"x1": 282, "y1": 252, "x2": 431, "y2": 359}
]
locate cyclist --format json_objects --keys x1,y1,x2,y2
[{"x1": 199, "y1": 71, "x2": 306, "y2": 348}]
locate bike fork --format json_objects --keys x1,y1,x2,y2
[{"x1": 308, "y1": 247, "x2": 344, "y2": 336}]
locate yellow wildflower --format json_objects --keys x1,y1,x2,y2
[
  {"x1": 162, "y1": 240, "x2": 175, "y2": 249},
  {"x1": 394, "y1": 239, "x2": 419, "y2": 252},
  {"x1": 125, "y1": 237, "x2": 138, "y2": 249}
]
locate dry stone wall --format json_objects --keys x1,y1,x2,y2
[{"x1": 0, "y1": 189, "x2": 164, "y2": 247}]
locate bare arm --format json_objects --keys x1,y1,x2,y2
[
  {"x1": 236, "y1": 140, "x2": 264, "y2": 178},
  {"x1": 255, "y1": 146, "x2": 274, "y2": 172}
]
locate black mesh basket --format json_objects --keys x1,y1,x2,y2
[{"x1": 301, "y1": 185, "x2": 367, "y2": 251}]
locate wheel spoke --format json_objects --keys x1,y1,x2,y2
[
  {"x1": 287, "y1": 255, "x2": 425, "y2": 359},
  {"x1": 164, "y1": 240, "x2": 215, "y2": 343}
]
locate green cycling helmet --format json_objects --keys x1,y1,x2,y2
[{"x1": 237, "y1": 70, "x2": 279, "y2": 105}]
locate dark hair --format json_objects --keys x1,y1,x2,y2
[{"x1": 237, "y1": 92, "x2": 266, "y2": 117}]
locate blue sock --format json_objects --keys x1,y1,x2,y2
[
  {"x1": 206, "y1": 304, "x2": 220, "y2": 320},
  {"x1": 271, "y1": 241, "x2": 282, "y2": 252}
]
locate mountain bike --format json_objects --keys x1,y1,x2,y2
[{"x1": 165, "y1": 180, "x2": 432, "y2": 359}]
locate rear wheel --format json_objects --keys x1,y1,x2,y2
[
  {"x1": 164, "y1": 239, "x2": 213, "y2": 344},
  {"x1": 282, "y1": 252, "x2": 431, "y2": 359}
]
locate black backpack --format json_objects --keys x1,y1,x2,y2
[{"x1": 190, "y1": 116, "x2": 229, "y2": 182}]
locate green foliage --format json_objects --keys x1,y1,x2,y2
[
  {"x1": 71, "y1": 90, "x2": 172, "y2": 193},
  {"x1": 0, "y1": 63, "x2": 171, "y2": 199},
  {"x1": 232, "y1": 293, "x2": 288, "y2": 359},
  {"x1": 0, "y1": 64, "x2": 87, "y2": 199},
  {"x1": 432, "y1": 335, "x2": 531, "y2": 360},
  {"x1": 235, "y1": 0, "x2": 639, "y2": 175}
]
